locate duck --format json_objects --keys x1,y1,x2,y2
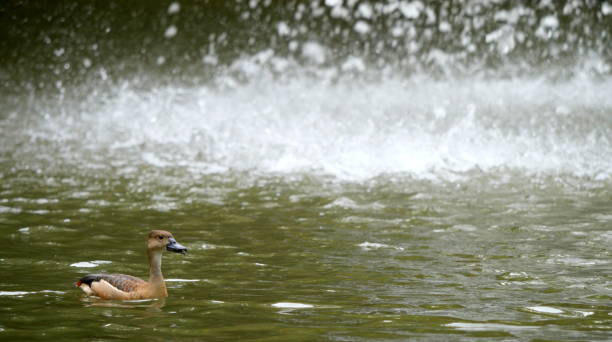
[{"x1": 75, "y1": 230, "x2": 187, "y2": 300}]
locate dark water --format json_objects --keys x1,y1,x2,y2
[{"x1": 1, "y1": 1, "x2": 612, "y2": 341}]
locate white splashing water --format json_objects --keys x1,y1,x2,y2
[{"x1": 3, "y1": 71, "x2": 612, "y2": 183}]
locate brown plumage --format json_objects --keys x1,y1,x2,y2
[{"x1": 75, "y1": 230, "x2": 187, "y2": 300}]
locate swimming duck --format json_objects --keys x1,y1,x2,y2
[{"x1": 75, "y1": 230, "x2": 187, "y2": 300}]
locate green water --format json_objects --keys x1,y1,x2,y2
[
  {"x1": 1, "y1": 171, "x2": 610, "y2": 341},
  {"x1": 1, "y1": 0, "x2": 611, "y2": 340}
]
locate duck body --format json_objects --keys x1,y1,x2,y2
[
  {"x1": 76, "y1": 273, "x2": 154, "y2": 300},
  {"x1": 76, "y1": 230, "x2": 187, "y2": 300}
]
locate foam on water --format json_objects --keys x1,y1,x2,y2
[
  {"x1": 0, "y1": 290, "x2": 65, "y2": 296},
  {"x1": 1, "y1": 0, "x2": 610, "y2": 186},
  {"x1": 446, "y1": 323, "x2": 539, "y2": 331},
  {"x1": 3, "y1": 74, "x2": 611, "y2": 184},
  {"x1": 358, "y1": 242, "x2": 405, "y2": 251},
  {"x1": 70, "y1": 260, "x2": 112, "y2": 268},
  {"x1": 0, "y1": 291, "x2": 30, "y2": 296},
  {"x1": 526, "y1": 306, "x2": 564, "y2": 315},
  {"x1": 272, "y1": 302, "x2": 314, "y2": 309}
]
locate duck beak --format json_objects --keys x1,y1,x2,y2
[{"x1": 166, "y1": 237, "x2": 187, "y2": 254}]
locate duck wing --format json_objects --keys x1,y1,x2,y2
[{"x1": 78, "y1": 273, "x2": 147, "y2": 293}]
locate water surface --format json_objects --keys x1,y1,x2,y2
[
  {"x1": 1, "y1": 171, "x2": 611, "y2": 341},
  {"x1": 1, "y1": 0, "x2": 611, "y2": 341}
]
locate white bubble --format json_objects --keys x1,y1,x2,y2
[
  {"x1": 288, "y1": 41, "x2": 299, "y2": 51},
  {"x1": 354, "y1": 21, "x2": 371, "y2": 34},
  {"x1": 99, "y1": 67, "x2": 108, "y2": 80},
  {"x1": 167, "y1": 2, "x2": 180, "y2": 14},
  {"x1": 0, "y1": 291, "x2": 30, "y2": 296},
  {"x1": 540, "y1": 15, "x2": 559, "y2": 28},
  {"x1": 391, "y1": 26, "x2": 404, "y2": 37},
  {"x1": 526, "y1": 306, "x2": 563, "y2": 314},
  {"x1": 324, "y1": 0, "x2": 342, "y2": 7},
  {"x1": 399, "y1": 1, "x2": 423, "y2": 19},
  {"x1": 272, "y1": 302, "x2": 313, "y2": 308},
  {"x1": 277, "y1": 21, "x2": 290, "y2": 36},
  {"x1": 164, "y1": 25, "x2": 178, "y2": 39},
  {"x1": 202, "y1": 54, "x2": 218, "y2": 65},
  {"x1": 302, "y1": 41, "x2": 326, "y2": 64},
  {"x1": 70, "y1": 260, "x2": 111, "y2": 268},
  {"x1": 439, "y1": 21, "x2": 451, "y2": 32},
  {"x1": 358, "y1": 3, "x2": 373, "y2": 18},
  {"x1": 341, "y1": 56, "x2": 365, "y2": 72}
]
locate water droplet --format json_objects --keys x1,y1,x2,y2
[
  {"x1": 164, "y1": 25, "x2": 178, "y2": 39},
  {"x1": 167, "y1": 2, "x2": 180, "y2": 15},
  {"x1": 53, "y1": 48, "x2": 65, "y2": 57}
]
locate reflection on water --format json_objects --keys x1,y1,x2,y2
[{"x1": 81, "y1": 297, "x2": 165, "y2": 310}]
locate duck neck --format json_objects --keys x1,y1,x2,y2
[{"x1": 148, "y1": 249, "x2": 165, "y2": 285}]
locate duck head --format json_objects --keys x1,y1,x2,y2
[{"x1": 147, "y1": 230, "x2": 188, "y2": 254}]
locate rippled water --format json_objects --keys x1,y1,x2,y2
[
  {"x1": 1, "y1": 0, "x2": 612, "y2": 341},
  {"x1": 1, "y1": 172, "x2": 611, "y2": 340}
]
